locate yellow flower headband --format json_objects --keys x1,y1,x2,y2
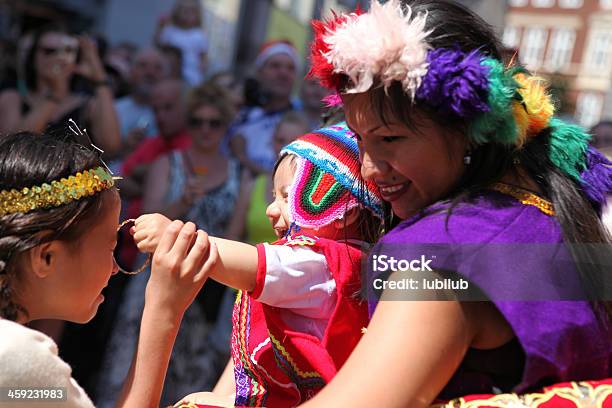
[{"x1": 0, "y1": 167, "x2": 115, "y2": 217}]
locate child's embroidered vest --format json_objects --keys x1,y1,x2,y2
[{"x1": 231, "y1": 235, "x2": 368, "y2": 407}]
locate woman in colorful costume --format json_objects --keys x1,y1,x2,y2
[
  {"x1": 296, "y1": 0, "x2": 612, "y2": 406},
  {"x1": 0, "y1": 130, "x2": 218, "y2": 407},
  {"x1": 133, "y1": 123, "x2": 384, "y2": 407}
]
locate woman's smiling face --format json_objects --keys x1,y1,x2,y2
[{"x1": 344, "y1": 92, "x2": 469, "y2": 220}]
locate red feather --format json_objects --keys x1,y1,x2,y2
[{"x1": 308, "y1": 9, "x2": 361, "y2": 91}]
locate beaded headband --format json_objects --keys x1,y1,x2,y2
[
  {"x1": 309, "y1": 0, "x2": 612, "y2": 208},
  {"x1": 0, "y1": 167, "x2": 115, "y2": 217}
]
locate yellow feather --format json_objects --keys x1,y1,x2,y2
[{"x1": 514, "y1": 73, "x2": 555, "y2": 136}]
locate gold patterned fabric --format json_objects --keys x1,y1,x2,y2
[
  {"x1": 490, "y1": 182, "x2": 555, "y2": 216},
  {"x1": 432, "y1": 379, "x2": 612, "y2": 408},
  {"x1": 0, "y1": 167, "x2": 114, "y2": 216}
]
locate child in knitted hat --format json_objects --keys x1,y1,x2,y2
[{"x1": 132, "y1": 122, "x2": 383, "y2": 407}]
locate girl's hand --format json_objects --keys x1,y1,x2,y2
[
  {"x1": 132, "y1": 213, "x2": 173, "y2": 253},
  {"x1": 74, "y1": 35, "x2": 107, "y2": 82},
  {"x1": 145, "y1": 220, "x2": 218, "y2": 315}
]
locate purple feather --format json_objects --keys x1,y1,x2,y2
[
  {"x1": 580, "y1": 147, "x2": 612, "y2": 209},
  {"x1": 417, "y1": 48, "x2": 490, "y2": 119}
]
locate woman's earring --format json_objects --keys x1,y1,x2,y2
[{"x1": 463, "y1": 153, "x2": 472, "y2": 165}]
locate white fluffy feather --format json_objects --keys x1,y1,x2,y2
[{"x1": 323, "y1": 0, "x2": 431, "y2": 98}]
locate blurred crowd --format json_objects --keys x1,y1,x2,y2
[
  {"x1": 1, "y1": 0, "x2": 611, "y2": 406},
  {"x1": 0, "y1": 0, "x2": 335, "y2": 406}
]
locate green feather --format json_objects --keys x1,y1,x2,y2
[
  {"x1": 548, "y1": 118, "x2": 591, "y2": 181},
  {"x1": 469, "y1": 59, "x2": 519, "y2": 145}
]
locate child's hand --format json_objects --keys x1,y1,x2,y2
[
  {"x1": 132, "y1": 213, "x2": 173, "y2": 253},
  {"x1": 145, "y1": 220, "x2": 218, "y2": 315}
]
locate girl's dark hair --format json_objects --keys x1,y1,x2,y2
[
  {"x1": 361, "y1": 0, "x2": 611, "y2": 319},
  {"x1": 0, "y1": 132, "x2": 116, "y2": 321},
  {"x1": 24, "y1": 23, "x2": 72, "y2": 91}
]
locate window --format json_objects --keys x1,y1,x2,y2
[
  {"x1": 575, "y1": 92, "x2": 603, "y2": 128},
  {"x1": 546, "y1": 28, "x2": 575, "y2": 71},
  {"x1": 503, "y1": 26, "x2": 521, "y2": 49},
  {"x1": 521, "y1": 27, "x2": 548, "y2": 69},
  {"x1": 509, "y1": 0, "x2": 528, "y2": 6},
  {"x1": 559, "y1": 0, "x2": 582, "y2": 7},
  {"x1": 532, "y1": 0, "x2": 555, "y2": 6},
  {"x1": 587, "y1": 31, "x2": 612, "y2": 71}
]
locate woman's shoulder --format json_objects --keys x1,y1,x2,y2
[{"x1": 383, "y1": 189, "x2": 562, "y2": 246}]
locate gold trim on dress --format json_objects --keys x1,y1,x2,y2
[
  {"x1": 490, "y1": 183, "x2": 555, "y2": 216},
  {"x1": 431, "y1": 380, "x2": 612, "y2": 407}
]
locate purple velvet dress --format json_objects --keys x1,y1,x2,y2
[{"x1": 367, "y1": 189, "x2": 612, "y2": 399}]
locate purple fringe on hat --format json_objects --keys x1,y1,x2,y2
[
  {"x1": 416, "y1": 48, "x2": 491, "y2": 119},
  {"x1": 580, "y1": 147, "x2": 612, "y2": 208}
]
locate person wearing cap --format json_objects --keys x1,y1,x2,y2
[
  {"x1": 228, "y1": 40, "x2": 299, "y2": 176},
  {"x1": 132, "y1": 122, "x2": 384, "y2": 407}
]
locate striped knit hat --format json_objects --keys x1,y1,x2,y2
[{"x1": 280, "y1": 122, "x2": 384, "y2": 229}]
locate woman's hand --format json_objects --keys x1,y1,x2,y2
[
  {"x1": 180, "y1": 175, "x2": 208, "y2": 207},
  {"x1": 132, "y1": 213, "x2": 173, "y2": 253},
  {"x1": 145, "y1": 220, "x2": 218, "y2": 316},
  {"x1": 74, "y1": 35, "x2": 107, "y2": 82}
]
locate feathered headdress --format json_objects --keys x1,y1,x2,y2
[{"x1": 308, "y1": 0, "x2": 612, "y2": 210}]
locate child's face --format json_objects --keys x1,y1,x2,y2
[
  {"x1": 174, "y1": 0, "x2": 200, "y2": 27},
  {"x1": 266, "y1": 156, "x2": 294, "y2": 239},
  {"x1": 48, "y1": 192, "x2": 121, "y2": 323},
  {"x1": 266, "y1": 156, "x2": 349, "y2": 240}
]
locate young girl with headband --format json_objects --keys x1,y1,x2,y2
[
  {"x1": 294, "y1": 0, "x2": 611, "y2": 406},
  {"x1": 0, "y1": 131, "x2": 218, "y2": 407},
  {"x1": 132, "y1": 123, "x2": 384, "y2": 407}
]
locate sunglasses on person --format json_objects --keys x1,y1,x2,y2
[
  {"x1": 38, "y1": 45, "x2": 79, "y2": 57},
  {"x1": 188, "y1": 116, "x2": 225, "y2": 130}
]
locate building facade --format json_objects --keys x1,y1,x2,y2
[{"x1": 504, "y1": 0, "x2": 612, "y2": 127}]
